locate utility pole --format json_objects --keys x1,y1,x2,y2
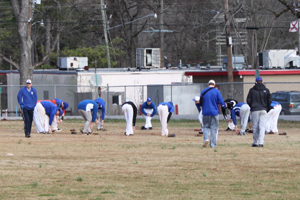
[
  {"x1": 100, "y1": 0, "x2": 111, "y2": 68},
  {"x1": 159, "y1": 0, "x2": 164, "y2": 68},
  {"x1": 225, "y1": 0, "x2": 233, "y2": 83}
]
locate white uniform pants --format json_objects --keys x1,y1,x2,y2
[
  {"x1": 78, "y1": 109, "x2": 92, "y2": 133},
  {"x1": 51, "y1": 116, "x2": 59, "y2": 131},
  {"x1": 265, "y1": 105, "x2": 282, "y2": 133},
  {"x1": 240, "y1": 104, "x2": 251, "y2": 133},
  {"x1": 144, "y1": 108, "x2": 153, "y2": 128},
  {"x1": 157, "y1": 105, "x2": 169, "y2": 136},
  {"x1": 97, "y1": 110, "x2": 104, "y2": 129},
  {"x1": 122, "y1": 104, "x2": 134, "y2": 135},
  {"x1": 228, "y1": 121, "x2": 235, "y2": 130},
  {"x1": 33, "y1": 102, "x2": 50, "y2": 133},
  {"x1": 198, "y1": 110, "x2": 203, "y2": 127}
]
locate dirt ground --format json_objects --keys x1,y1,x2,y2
[{"x1": 0, "y1": 119, "x2": 300, "y2": 199}]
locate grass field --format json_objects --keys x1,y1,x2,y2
[{"x1": 1, "y1": 118, "x2": 300, "y2": 199}]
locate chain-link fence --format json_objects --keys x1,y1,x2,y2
[{"x1": 2, "y1": 82, "x2": 300, "y2": 117}]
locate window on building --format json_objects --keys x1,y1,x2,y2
[
  {"x1": 44, "y1": 91, "x2": 49, "y2": 100},
  {"x1": 112, "y1": 95, "x2": 119, "y2": 105}
]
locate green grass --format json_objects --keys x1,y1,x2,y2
[{"x1": 0, "y1": 119, "x2": 300, "y2": 199}]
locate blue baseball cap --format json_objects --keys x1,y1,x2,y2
[
  {"x1": 168, "y1": 101, "x2": 173, "y2": 106},
  {"x1": 64, "y1": 102, "x2": 69, "y2": 110},
  {"x1": 147, "y1": 97, "x2": 152, "y2": 102},
  {"x1": 255, "y1": 77, "x2": 263, "y2": 82}
]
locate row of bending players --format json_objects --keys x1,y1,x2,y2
[{"x1": 77, "y1": 97, "x2": 174, "y2": 137}]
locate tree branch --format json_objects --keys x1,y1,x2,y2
[
  {"x1": 0, "y1": 52, "x2": 20, "y2": 70},
  {"x1": 33, "y1": 32, "x2": 61, "y2": 68}
]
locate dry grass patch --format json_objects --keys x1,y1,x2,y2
[{"x1": 0, "y1": 118, "x2": 300, "y2": 199}]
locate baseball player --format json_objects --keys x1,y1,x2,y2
[
  {"x1": 223, "y1": 99, "x2": 238, "y2": 131},
  {"x1": 140, "y1": 97, "x2": 157, "y2": 130},
  {"x1": 157, "y1": 101, "x2": 174, "y2": 136},
  {"x1": 33, "y1": 101, "x2": 60, "y2": 134},
  {"x1": 193, "y1": 96, "x2": 203, "y2": 134},
  {"x1": 265, "y1": 101, "x2": 282, "y2": 134},
  {"x1": 122, "y1": 100, "x2": 137, "y2": 136},
  {"x1": 94, "y1": 98, "x2": 106, "y2": 130},
  {"x1": 77, "y1": 99, "x2": 99, "y2": 135},
  {"x1": 37, "y1": 100, "x2": 63, "y2": 132},
  {"x1": 223, "y1": 102, "x2": 252, "y2": 135},
  {"x1": 51, "y1": 98, "x2": 69, "y2": 121}
]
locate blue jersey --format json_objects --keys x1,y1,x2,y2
[
  {"x1": 77, "y1": 99, "x2": 99, "y2": 122},
  {"x1": 158, "y1": 102, "x2": 175, "y2": 113},
  {"x1": 53, "y1": 98, "x2": 63, "y2": 108},
  {"x1": 17, "y1": 86, "x2": 38, "y2": 110},
  {"x1": 200, "y1": 87, "x2": 226, "y2": 116},
  {"x1": 231, "y1": 102, "x2": 250, "y2": 125},
  {"x1": 195, "y1": 103, "x2": 201, "y2": 113},
  {"x1": 94, "y1": 98, "x2": 106, "y2": 120},
  {"x1": 40, "y1": 101, "x2": 58, "y2": 126},
  {"x1": 141, "y1": 101, "x2": 157, "y2": 117}
]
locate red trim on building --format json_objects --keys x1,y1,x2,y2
[{"x1": 184, "y1": 70, "x2": 300, "y2": 76}]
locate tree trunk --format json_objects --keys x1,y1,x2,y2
[
  {"x1": 11, "y1": 0, "x2": 34, "y2": 85},
  {"x1": 45, "y1": 9, "x2": 52, "y2": 65}
]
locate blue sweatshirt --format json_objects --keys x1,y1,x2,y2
[
  {"x1": 40, "y1": 101, "x2": 58, "y2": 126},
  {"x1": 158, "y1": 102, "x2": 175, "y2": 113},
  {"x1": 231, "y1": 103, "x2": 250, "y2": 125},
  {"x1": 141, "y1": 101, "x2": 157, "y2": 117},
  {"x1": 77, "y1": 99, "x2": 98, "y2": 122},
  {"x1": 200, "y1": 87, "x2": 226, "y2": 116},
  {"x1": 94, "y1": 98, "x2": 106, "y2": 120},
  {"x1": 17, "y1": 86, "x2": 38, "y2": 110}
]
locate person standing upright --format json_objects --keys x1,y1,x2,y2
[
  {"x1": 17, "y1": 79, "x2": 38, "y2": 138},
  {"x1": 247, "y1": 77, "x2": 272, "y2": 147},
  {"x1": 140, "y1": 97, "x2": 157, "y2": 130},
  {"x1": 200, "y1": 80, "x2": 227, "y2": 148}
]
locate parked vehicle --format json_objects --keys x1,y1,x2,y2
[{"x1": 271, "y1": 91, "x2": 300, "y2": 115}]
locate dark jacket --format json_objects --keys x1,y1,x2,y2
[{"x1": 246, "y1": 82, "x2": 272, "y2": 112}]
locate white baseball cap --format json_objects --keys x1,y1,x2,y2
[
  {"x1": 26, "y1": 79, "x2": 32, "y2": 84},
  {"x1": 208, "y1": 79, "x2": 215, "y2": 85},
  {"x1": 193, "y1": 96, "x2": 200, "y2": 101}
]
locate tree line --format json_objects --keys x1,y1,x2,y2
[{"x1": 0, "y1": 0, "x2": 298, "y2": 84}]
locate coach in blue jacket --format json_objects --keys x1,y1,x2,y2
[
  {"x1": 200, "y1": 80, "x2": 227, "y2": 148},
  {"x1": 17, "y1": 79, "x2": 38, "y2": 138}
]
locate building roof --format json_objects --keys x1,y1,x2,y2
[{"x1": 185, "y1": 69, "x2": 300, "y2": 76}]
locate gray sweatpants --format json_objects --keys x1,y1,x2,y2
[
  {"x1": 78, "y1": 109, "x2": 92, "y2": 133},
  {"x1": 202, "y1": 115, "x2": 219, "y2": 148},
  {"x1": 251, "y1": 110, "x2": 267, "y2": 145}
]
